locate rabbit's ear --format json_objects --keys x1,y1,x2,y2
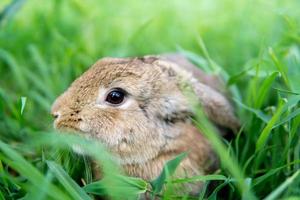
[
  {"x1": 162, "y1": 53, "x2": 225, "y2": 92},
  {"x1": 191, "y1": 81, "x2": 240, "y2": 133},
  {"x1": 155, "y1": 55, "x2": 240, "y2": 133}
]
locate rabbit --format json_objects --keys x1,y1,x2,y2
[{"x1": 51, "y1": 54, "x2": 239, "y2": 194}]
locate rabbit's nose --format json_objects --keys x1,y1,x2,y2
[{"x1": 51, "y1": 111, "x2": 60, "y2": 120}]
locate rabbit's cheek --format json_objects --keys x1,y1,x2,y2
[{"x1": 79, "y1": 120, "x2": 91, "y2": 133}]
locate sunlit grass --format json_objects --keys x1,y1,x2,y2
[{"x1": 0, "y1": 0, "x2": 300, "y2": 199}]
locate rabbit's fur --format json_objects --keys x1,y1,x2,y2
[{"x1": 51, "y1": 54, "x2": 239, "y2": 189}]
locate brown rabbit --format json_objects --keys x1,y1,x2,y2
[{"x1": 51, "y1": 54, "x2": 239, "y2": 193}]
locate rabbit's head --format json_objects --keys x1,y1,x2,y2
[{"x1": 51, "y1": 56, "x2": 239, "y2": 164}]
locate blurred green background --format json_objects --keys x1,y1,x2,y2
[
  {"x1": 1, "y1": 0, "x2": 299, "y2": 129},
  {"x1": 1, "y1": 0, "x2": 300, "y2": 124},
  {"x1": 0, "y1": 0, "x2": 300, "y2": 199}
]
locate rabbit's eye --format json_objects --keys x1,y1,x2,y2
[{"x1": 105, "y1": 89, "x2": 126, "y2": 105}]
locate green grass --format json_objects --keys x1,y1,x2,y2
[{"x1": 0, "y1": 0, "x2": 300, "y2": 199}]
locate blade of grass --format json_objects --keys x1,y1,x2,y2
[
  {"x1": 273, "y1": 87, "x2": 300, "y2": 95},
  {"x1": 28, "y1": 90, "x2": 52, "y2": 111},
  {"x1": 198, "y1": 181, "x2": 209, "y2": 200},
  {"x1": 0, "y1": 140, "x2": 71, "y2": 200},
  {"x1": 183, "y1": 86, "x2": 256, "y2": 199},
  {"x1": 46, "y1": 161, "x2": 92, "y2": 200},
  {"x1": 192, "y1": 107, "x2": 256, "y2": 199},
  {"x1": 272, "y1": 108, "x2": 300, "y2": 129},
  {"x1": 84, "y1": 175, "x2": 148, "y2": 196},
  {"x1": 0, "y1": 87, "x2": 19, "y2": 118},
  {"x1": 171, "y1": 175, "x2": 229, "y2": 184},
  {"x1": 252, "y1": 160, "x2": 300, "y2": 187},
  {"x1": 254, "y1": 71, "x2": 279, "y2": 108},
  {"x1": 227, "y1": 67, "x2": 250, "y2": 86},
  {"x1": 176, "y1": 46, "x2": 211, "y2": 72},
  {"x1": 290, "y1": 115, "x2": 300, "y2": 145},
  {"x1": 264, "y1": 170, "x2": 300, "y2": 200},
  {"x1": 268, "y1": 47, "x2": 291, "y2": 90},
  {"x1": 196, "y1": 36, "x2": 219, "y2": 73},
  {"x1": 28, "y1": 45, "x2": 51, "y2": 81},
  {"x1": 20, "y1": 96, "x2": 26, "y2": 115},
  {"x1": 23, "y1": 67, "x2": 53, "y2": 99},
  {"x1": 25, "y1": 171, "x2": 54, "y2": 200},
  {"x1": 234, "y1": 98, "x2": 270, "y2": 123},
  {"x1": 207, "y1": 179, "x2": 232, "y2": 200},
  {"x1": 29, "y1": 132, "x2": 140, "y2": 199},
  {"x1": 256, "y1": 99, "x2": 285, "y2": 152},
  {"x1": 150, "y1": 152, "x2": 187, "y2": 193},
  {"x1": 0, "y1": 0, "x2": 26, "y2": 24},
  {"x1": 0, "y1": 191, "x2": 4, "y2": 200},
  {"x1": 0, "y1": 49, "x2": 27, "y2": 91}
]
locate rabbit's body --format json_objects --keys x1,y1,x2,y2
[
  {"x1": 122, "y1": 123, "x2": 218, "y2": 180},
  {"x1": 51, "y1": 54, "x2": 238, "y2": 193}
]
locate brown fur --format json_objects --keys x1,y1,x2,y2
[{"x1": 51, "y1": 54, "x2": 238, "y2": 193}]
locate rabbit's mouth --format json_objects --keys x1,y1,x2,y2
[{"x1": 54, "y1": 123, "x2": 88, "y2": 136}]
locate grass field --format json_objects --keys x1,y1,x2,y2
[{"x1": 0, "y1": 0, "x2": 300, "y2": 199}]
